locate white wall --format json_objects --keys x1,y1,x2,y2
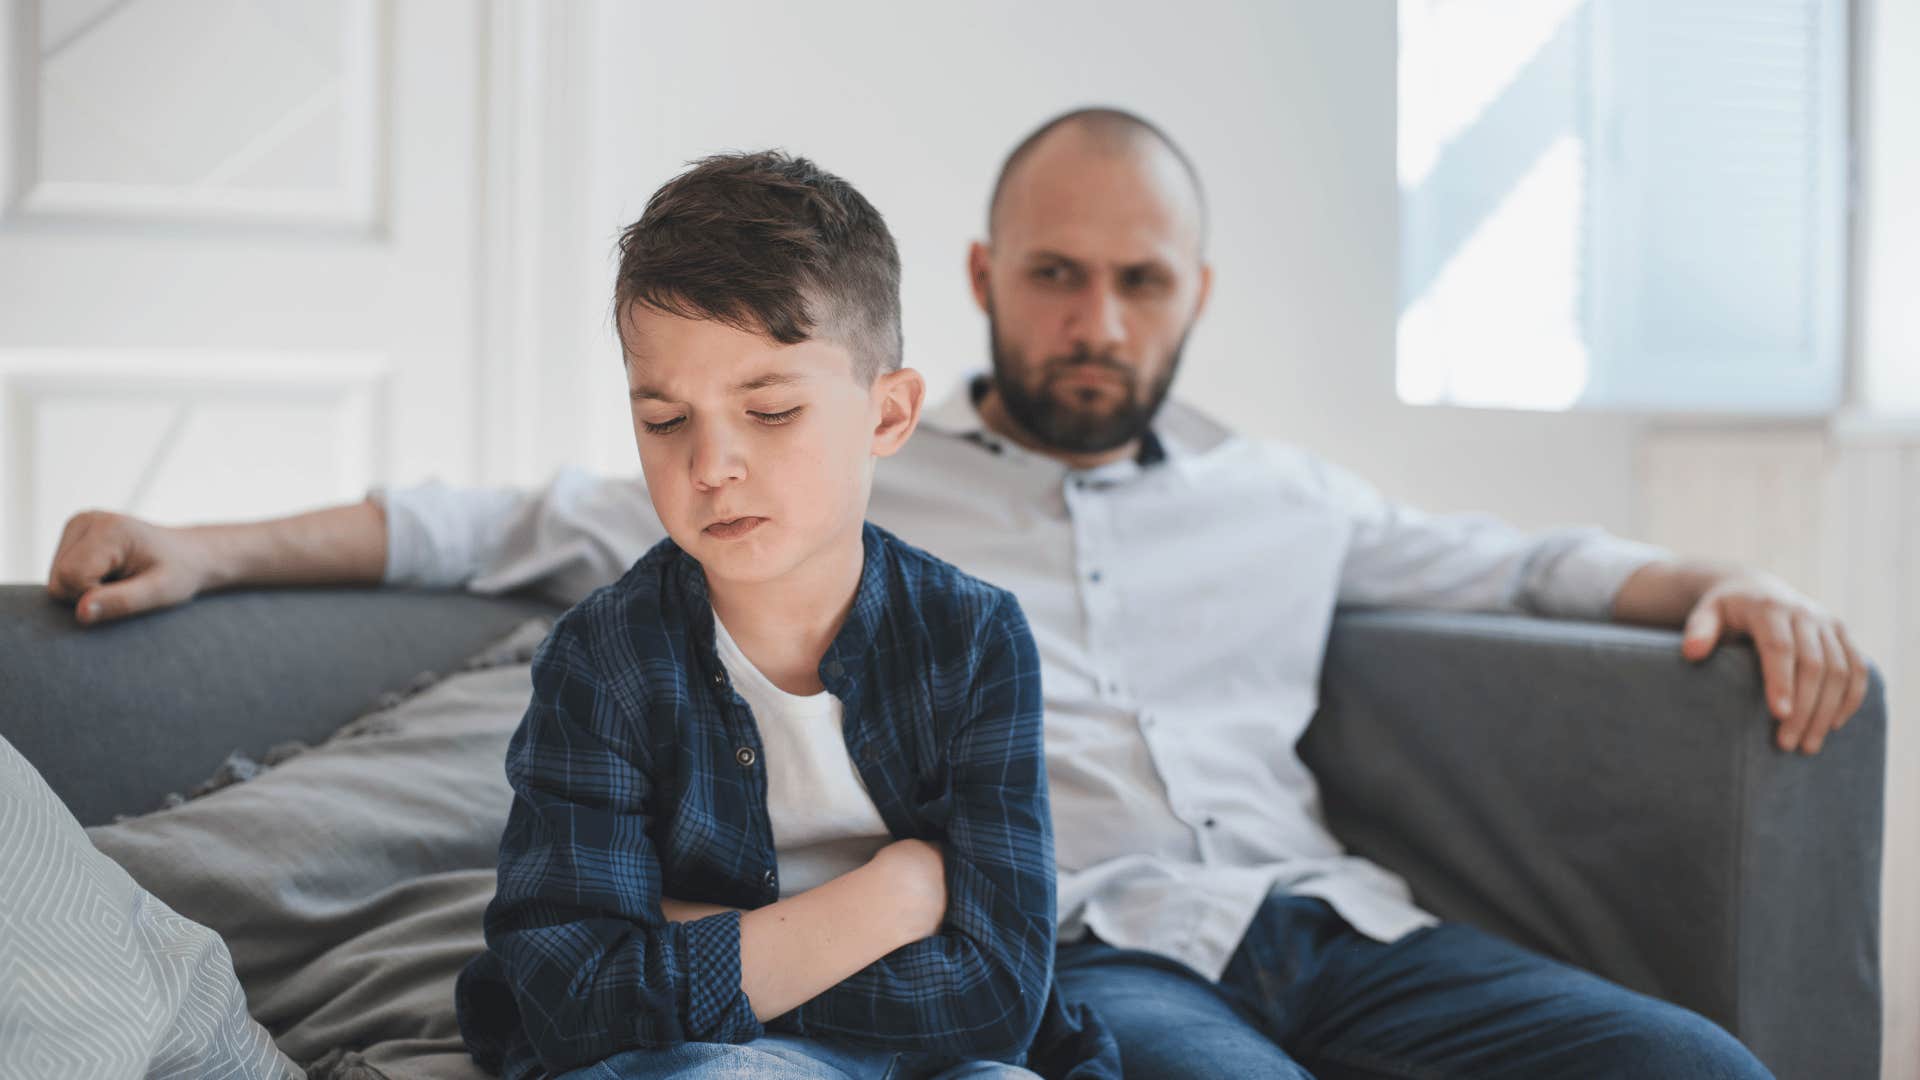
[{"x1": 574, "y1": 0, "x2": 1648, "y2": 537}]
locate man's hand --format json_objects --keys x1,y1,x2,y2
[
  {"x1": 45, "y1": 511, "x2": 213, "y2": 626},
  {"x1": 42, "y1": 499, "x2": 390, "y2": 627},
  {"x1": 1615, "y1": 561, "x2": 1871, "y2": 755},
  {"x1": 1680, "y1": 573, "x2": 1870, "y2": 755}
]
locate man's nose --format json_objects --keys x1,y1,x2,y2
[
  {"x1": 1069, "y1": 282, "x2": 1128, "y2": 354},
  {"x1": 688, "y1": 422, "x2": 747, "y2": 491}
]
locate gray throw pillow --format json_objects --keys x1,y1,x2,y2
[
  {"x1": 0, "y1": 731, "x2": 302, "y2": 1080},
  {"x1": 88, "y1": 617, "x2": 552, "y2": 1080}
]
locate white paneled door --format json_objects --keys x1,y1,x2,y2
[{"x1": 0, "y1": 0, "x2": 487, "y2": 581}]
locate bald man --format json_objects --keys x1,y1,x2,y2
[{"x1": 49, "y1": 110, "x2": 1867, "y2": 1078}]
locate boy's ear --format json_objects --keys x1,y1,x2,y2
[{"x1": 871, "y1": 367, "x2": 926, "y2": 459}]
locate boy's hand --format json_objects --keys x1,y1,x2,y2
[
  {"x1": 46, "y1": 511, "x2": 214, "y2": 625},
  {"x1": 871, "y1": 838, "x2": 948, "y2": 938}
]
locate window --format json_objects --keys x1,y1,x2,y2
[{"x1": 1397, "y1": 0, "x2": 1849, "y2": 413}]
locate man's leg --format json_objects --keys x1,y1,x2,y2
[
  {"x1": 1055, "y1": 936, "x2": 1312, "y2": 1079},
  {"x1": 1221, "y1": 894, "x2": 1771, "y2": 1080}
]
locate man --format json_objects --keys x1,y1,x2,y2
[{"x1": 48, "y1": 109, "x2": 1868, "y2": 1078}]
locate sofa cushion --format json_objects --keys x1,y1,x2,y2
[{"x1": 87, "y1": 617, "x2": 553, "y2": 1079}]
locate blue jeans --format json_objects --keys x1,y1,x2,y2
[
  {"x1": 1055, "y1": 894, "x2": 1773, "y2": 1079},
  {"x1": 561, "y1": 1033, "x2": 1041, "y2": 1080}
]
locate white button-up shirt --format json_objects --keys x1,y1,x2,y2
[{"x1": 374, "y1": 378, "x2": 1666, "y2": 981}]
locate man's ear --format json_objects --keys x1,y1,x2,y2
[
  {"x1": 871, "y1": 367, "x2": 927, "y2": 458},
  {"x1": 1192, "y1": 262, "x2": 1214, "y2": 323},
  {"x1": 967, "y1": 241, "x2": 993, "y2": 315}
]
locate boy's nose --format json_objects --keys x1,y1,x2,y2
[{"x1": 689, "y1": 428, "x2": 747, "y2": 491}]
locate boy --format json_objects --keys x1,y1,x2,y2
[{"x1": 455, "y1": 152, "x2": 1111, "y2": 1080}]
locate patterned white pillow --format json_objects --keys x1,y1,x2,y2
[{"x1": 0, "y1": 733, "x2": 301, "y2": 1080}]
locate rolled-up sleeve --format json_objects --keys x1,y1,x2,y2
[
  {"x1": 1318, "y1": 457, "x2": 1669, "y2": 620},
  {"x1": 481, "y1": 617, "x2": 762, "y2": 1072},
  {"x1": 781, "y1": 596, "x2": 1053, "y2": 1062},
  {"x1": 368, "y1": 467, "x2": 663, "y2": 606}
]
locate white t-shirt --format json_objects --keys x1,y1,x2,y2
[{"x1": 711, "y1": 611, "x2": 892, "y2": 898}]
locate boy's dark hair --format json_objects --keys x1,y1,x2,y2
[{"x1": 614, "y1": 150, "x2": 902, "y2": 382}]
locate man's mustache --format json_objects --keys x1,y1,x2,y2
[{"x1": 1041, "y1": 349, "x2": 1134, "y2": 387}]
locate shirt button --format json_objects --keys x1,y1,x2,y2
[
  {"x1": 1205, "y1": 817, "x2": 1218, "y2": 829},
  {"x1": 824, "y1": 660, "x2": 845, "y2": 679},
  {"x1": 763, "y1": 868, "x2": 777, "y2": 889},
  {"x1": 1088, "y1": 569, "x2": 1104, "y2": 584},
  {"x1": 711, "y1": 672, "x2": 725, "y2": 687},
  {"x1": 735, "y1": 746, "x2": 756, "y2": 767}
]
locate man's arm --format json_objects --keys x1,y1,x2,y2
[
  {"x1": 1317, "y1": 452, "x2": 1872, "y2": 754},
  {"x1": 44, "y1": 467, "x2": 660, "y2": 625},
  {"x1": 45, "y1": 500, "x2": 388, "y2": 625},
  {"x1": 1613, "y1": 559, "x2": 1871, "y2": 755}
]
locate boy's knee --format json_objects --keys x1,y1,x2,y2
[
  {"x1": 587, "y1": 1042, "x2": 854, "y2": 1080},
  {"x1": 928, "y1": 1064, "x2": 1044, "y2": 1080}
]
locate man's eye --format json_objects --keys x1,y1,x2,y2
[
  {"x1": 642, "y1": 416, "x2": 686, "y2": 435},
  {"x1": 1033, "y1": 264, "x2": 1072, "y2": 284},
  {"x1": 751, "y1": 407, "x2": 804, "y2": 426}
]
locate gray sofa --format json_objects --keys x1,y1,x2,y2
[{"x1": 0, "y1": 584, "x2": 1887, "y2": 1080}]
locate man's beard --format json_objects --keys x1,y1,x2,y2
[{"x1": 986, "y1": 311, "x2": 1186, "y2": 457}]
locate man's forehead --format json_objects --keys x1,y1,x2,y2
[{"x1": 993, "y1": 133, "x2": 1203, "y2": 256}]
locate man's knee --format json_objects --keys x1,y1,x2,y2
[{"x1": 1588, "y1": 1005, "x2": 1772, "y2": 1080}]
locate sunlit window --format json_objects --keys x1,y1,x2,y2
[{"x1": 1397, "y1": 0, "x2": 1849, "y2": 413}]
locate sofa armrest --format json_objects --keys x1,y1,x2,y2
[
  {"x1": 1300, "y1": 609, "x2": 1885, "y2": 1080},
  {"x1": 0, "y1": 585, "x2": 562, "y2": 827}
]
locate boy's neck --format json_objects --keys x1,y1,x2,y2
[{"x1": 705, "y1": 524, "x2": 866, "y2": 697}]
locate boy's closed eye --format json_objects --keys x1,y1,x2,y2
[{"x1": 636, "y1": 405, "x2": 807, "y2": 436}]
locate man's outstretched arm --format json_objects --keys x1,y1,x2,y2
[
  {"x1": 45, "y1": 499, "x2": 388, "y2": 626},
  {"x1": 1612, "y1": 559, "x2": 1871, "y2": 756},
  {"x1": 44, "y1": 469, "x2": 662, "y2": 627},
  {"x1": 1316, "y1": 451, "x2": 1872, "y2": 756}
]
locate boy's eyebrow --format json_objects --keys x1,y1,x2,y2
[
  {"x1": 732, "y1": 372, "x2": 809, "y2": 392},
  {"x1": 627, "y1": 372, "x2": 810, "y2": 401}
]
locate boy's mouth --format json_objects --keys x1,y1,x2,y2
[{"x1": 703, "y1": 516, "x2": 767, "y2": 540}]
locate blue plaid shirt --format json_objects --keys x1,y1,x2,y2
[{"x1": 456, "y1": 522, "x2": 1113, "y2": 1079}]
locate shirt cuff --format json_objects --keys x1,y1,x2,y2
[
  {"x1": 1520, "y1": 529, "x2": 1672, "y2": 620},
  {"x1": 676, "y1": 911, "x2": 764, "y2": 1044},
  {"x1": 365, "y1": 480, "x2": 476, "y2": 589}
]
